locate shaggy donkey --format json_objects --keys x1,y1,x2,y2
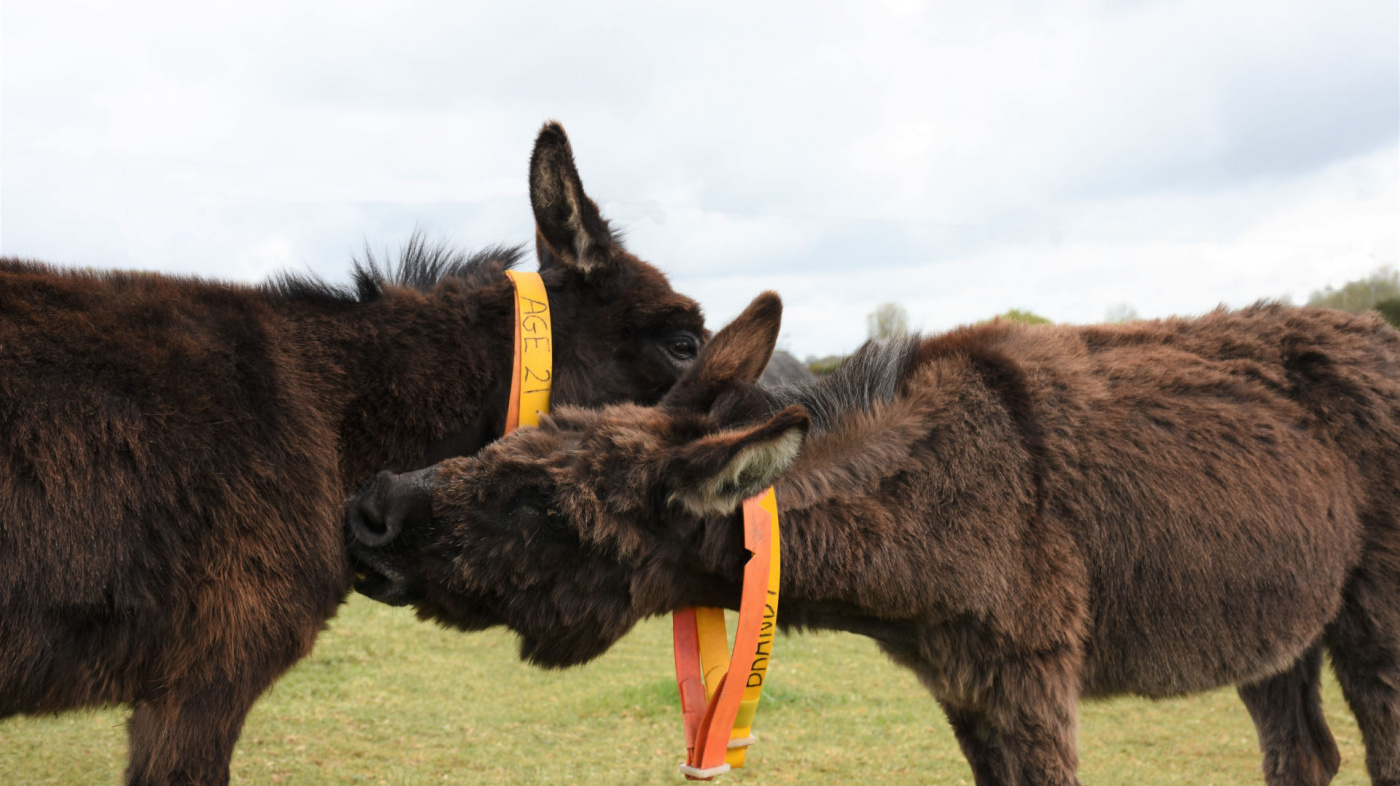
[
  {"x1": 0, "y1": 123, "x2": 706, "y2": 785},
  {"x1": 348, "y1": 293, "x2": 1400, "y2": 785}
]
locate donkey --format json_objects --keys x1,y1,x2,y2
[
  {"x1": 0, "y1": 122, "x2": 706, "y2": 785},
  {"x1": 348, "y1": 293, "x2": 1400, "y2": 785}
]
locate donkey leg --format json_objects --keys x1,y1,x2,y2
[
  {"x1": 1327, "y1": 569, "x2": 1400, "y2": 786},
  {"x1": 940, "y1": 701, "x2": 1017, "y2": 786},
  {"x1": 1002, "y1": 690, "x2": 1081, "y2": 786},
  {"x1": 937, "y1": 656, "x2": 1081, "y2": 786},
  {"x1": 1237, "y1": 643, "x2": 1341, "y2": 786},
  {"x1": 125, "y1": 675, "x2": 261, "y2": 786},
  {"x1": 123, "y1": 597, "x2": 329, "y2": 785}
]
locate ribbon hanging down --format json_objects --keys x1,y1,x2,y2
[{"x1": 672, "y1": 486, "x2": 781, "y2": 781}]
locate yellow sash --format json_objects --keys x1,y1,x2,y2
[
  {"x1": 503, "y1": 271, "x2": 552, "y2": 433},
  {"x1": 498, "y1": 271, "x2": 780, "y2": 780}
]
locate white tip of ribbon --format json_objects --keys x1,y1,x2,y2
[{"x1": 678, "y1": 762, "x2": 732, "y2": 780}]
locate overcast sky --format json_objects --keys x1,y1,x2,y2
[{"x1": 3, "y1": 1, "x2": 1396, "y2": 357}]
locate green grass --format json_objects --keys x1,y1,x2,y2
[{"x1": 0, "y1": 596, "x2": 1370, "y2": 784}]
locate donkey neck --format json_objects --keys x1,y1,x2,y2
[
  {"x1": 697, "y1": 338, "x2": 1040, "y2": 633},
  {"x1": 281, "y1": 276, "x2": 518, "y2": 493},
  {"x1": 678, "y1": 340, "x2": 935, "y2": 616}
]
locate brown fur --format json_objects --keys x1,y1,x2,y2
[
  {"x1": 349, "y1": 296, "x2": 1400, "y2": 785},
  {"x1": 0, "y1": 122, "x2": 707, "y2": 785}
]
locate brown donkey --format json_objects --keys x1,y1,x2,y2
[
  {"x1": 349, "y1": 293, "x2": 1400, "y2": 785},
  {"x1": 0, "y1": 123, "x2": 706, "y2": 785}
]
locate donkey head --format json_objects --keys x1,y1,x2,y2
[
  {"x1": 346, "y1": 293, "x2": 809, "y2": 667},
  {"x1": 397, "y1": 122, "x2": 706, "y2": 471},
  {"x1": 521, "y1": 122, "x2": 706, "y2": 410}
]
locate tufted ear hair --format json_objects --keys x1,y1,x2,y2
[
  {"x1": 667, "y1": 405, "x2": 809, "y2": 517},
  {"x1": 663, "y1": 292, "x2": 783, "y2": 413},
  {"x1": 529, "y1": 121, "x2": 615, "y2": 276}
]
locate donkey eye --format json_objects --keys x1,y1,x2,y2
[
  {"x1": 517, "y1": 502, "x2": 573, "y2": 540},
  {"x1": 542, "y1": 510, "x2": 572, "y2": 537},
  {"x1": 665, "y1": 335, "x2": 698, "y2": 361}
]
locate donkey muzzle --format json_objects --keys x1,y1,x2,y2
[{"x1": 345, "y1": 468, "x2": 436, "y2": 605}]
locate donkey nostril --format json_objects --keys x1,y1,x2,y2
[
  {"x1": 347, "y1": 469, "x2": 431, "y2": 549},
  {"x1": 361, "y1": 498, "x2": 385, "y2": 533},
  {"x1": 351, "y1": 496, "x2": 397, "y2": 547}
]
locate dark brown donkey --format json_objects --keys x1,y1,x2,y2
[
  {"x1": 349, "y1": 293, "x2": 1400, "y2": 785},
  {"x1": 0, "y1": 122, "x2": 706, "y2": 785}
]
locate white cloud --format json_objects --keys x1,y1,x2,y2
[
  {"x1": 2, "y1": 0, "x2": 1396, "y2": 357},
  {"x1": 677, "y1": 145, "x2": 1398, "y2": 357}
]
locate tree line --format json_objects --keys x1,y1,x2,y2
[{"x1": 805, "y1": 267, "x2": 1400, "y2": 375}]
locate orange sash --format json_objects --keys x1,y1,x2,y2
[
  {"x1": 672, "y1": 487, "x2": 781, "y2": 780},
  {"x1": 499, "y1": 271, "x2": 778, "y2": 780}
]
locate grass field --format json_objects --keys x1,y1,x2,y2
[{"x1": 0, "y1": 596, "x2": 1371, "y2": 784}]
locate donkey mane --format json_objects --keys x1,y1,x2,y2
[
  {"x1": 2, "y1": 235, "x2": 524, "y2": 307},
  {"x1": 266, "y1": 234, "x2": 525, "y2": 305},
  {"x1": 757, "y1": 325, "x2": 1051, "y2": 516},
  {"x1": 759, "y1": 335, "x2": 922, "y2": 435}
]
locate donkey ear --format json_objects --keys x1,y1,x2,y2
[
  {"x1": 663, "y1": 292, "x2": 783, "y2": 412},
  {"x1": 529, "y1": 121, "x2": 614, "y2": 276},
  {"x1": 669, "y1": 405, "x2": 810, "y2": 517}
]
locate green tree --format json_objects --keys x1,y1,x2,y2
[
  {"x1": 867, "y1": 302, "x2": 909, "y2": 340},
  {"x1": 995, "y1": 309, "x2": 1052, "y2": 325},
  {"x1": 1372, "y1": 298, "x2": 1400, "y2": 329},
  {"x1": 804, "y1": 354, "x2": 846, "y2": 377},
  {"x1": 1307, "y1": 267, "x2": 1400, "y2": 313}
]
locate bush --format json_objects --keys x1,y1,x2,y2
[
  {"x1": 1372, "y1": 298, "x2": 1400, "y2": 329},
  {"x1": 994, "y1": 309, "x2": 1052, "y2": 325},
  {"x1": 805, "y1": 355, "x2": 846, "y2": 377},
  {"x1": 1308, "y1": 268, "x2": 1400, "y2": 314}
]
